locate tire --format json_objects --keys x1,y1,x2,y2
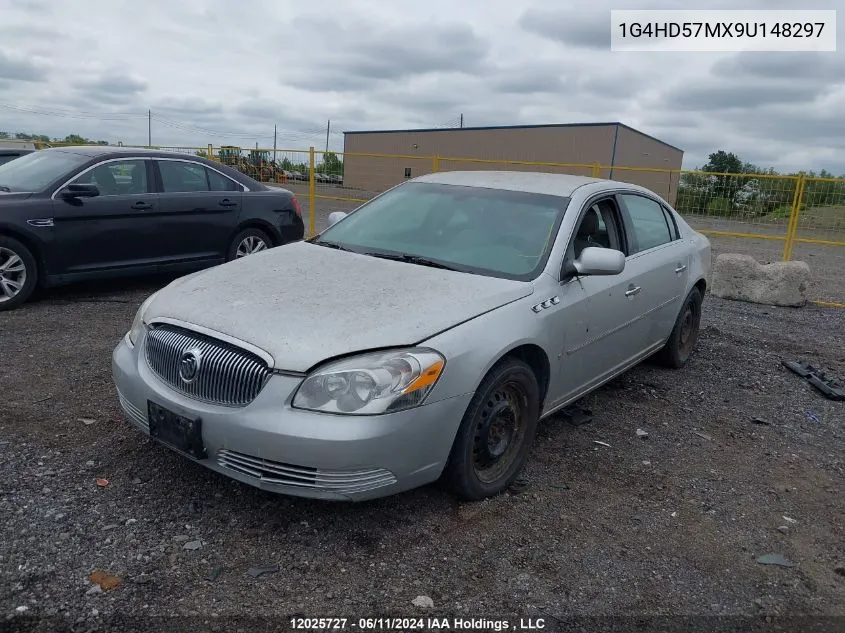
[
  {"x1": 441, "y1": 357, "x2": 540, "y2": 501},
  {"x1": 0, "y1": 235, "x2": 38, "y2": 312},
  {"x1": 227, "y1": 228, "x2": 273, "y2": 261},
  {"x1": 654, "y1": 286, "x2": 703, "y2": 369}
]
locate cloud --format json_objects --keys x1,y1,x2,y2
[
  {"x1": 281, "y1": 16, "x2": 490, "y2": 92},
  {"x1": 663, "y1": 83, "x2": 830, "y2": 110},
  {"x1": 0, "y1": 0, "x2": 842, "y2": 175},
  {"x1": 518, "y1": 8, "x2": 610, "y2": 49},
  {"x1": 712, "y1": 52, "x2": 845, "y2": 81},
  {"x1": 0, "y1": 49, "x2": 48, "y2": 82},
  {"x1": 76, "y1": 74, "x2": 148, "y2": 95},
  {"x1": 73, "y1": 72, "x2": 148, "y2": 105}
]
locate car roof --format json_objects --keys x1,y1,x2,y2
[
  {"x1": 413, "y1": 170, "x2": 650, "y2": 198},
  {"x1": 43, "y1": 145, "x2": 197, "y2": 158}
]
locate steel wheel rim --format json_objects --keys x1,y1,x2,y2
[
  {"x1": 236, "y1": 236, "x2": 268, "y2": 258},
  {"x1": 678, "y1": 302, "x2": 699, "y2": 355},
  {"x1": 472, "y1": 381, "x2": 528, "y2": 484},
  {"x1": 0, "y1": 247, "x2": 26, "y2": 303}
]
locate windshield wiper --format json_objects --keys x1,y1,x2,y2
[
  {"x1": 311, "y1": 238, "x2": 354, "y2": 251},
  {"x1": 363, "y1": 252, "x2": 460, "y2": 271},
  {"x1": 0, "y1": 186, "x2": 11, "y2": 193}
]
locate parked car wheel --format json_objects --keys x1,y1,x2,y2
[
  {"x1": 0, "y1": 236, "x2": 38, "y2": 312},
  {"x1": 655, "y1": 286, "x2": 703, "y2": 369},
  {"x1": 442, "y1": 357, "x2": 540, "y2": 500},
  {"x1": 227, "y1": 228, "x2": 272, "y2": 261}
]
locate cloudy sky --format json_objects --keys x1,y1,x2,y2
[{"x1": 1, "y1": 0, "x2": 843, "y2": 172}]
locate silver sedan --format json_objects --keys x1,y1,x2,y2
[{"x1": 112, "y1": 171, "x2": 711, "y2": 501}]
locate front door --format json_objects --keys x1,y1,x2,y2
[
  {"x1": 544, "y1": 197, "x2": 653, "y2": 408},
  {"x1": 153, "y1": 159, "x2": 243, "y2": 266},
  {"x1": 53, "y1": 158, "x2": 160, "y2": 275}
]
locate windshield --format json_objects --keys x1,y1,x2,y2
[
  {"x1": 0, "y1": 150, "x2": 90, "y2": 193},
  {"x1": 314, "y1": 182, "x2": 570, "y2": 281}
]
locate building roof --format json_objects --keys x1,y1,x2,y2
[
  {"x1": 413, "y1": 170, "x2": 652, "y2": 198},
  {"x1": 344, "y1": 122, "x2": 683, "y2": 154}
]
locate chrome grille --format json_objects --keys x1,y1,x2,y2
[
  {"x1": 217, "y1": 450, "x2": 397, "y2": 494},
  {"x1": 144, "y1": 324, "x2": 271, "y2": 406}
]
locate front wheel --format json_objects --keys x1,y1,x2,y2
[
  {"x1": 0, "y1": 236, "x2": 38, "y2": 312},
  {"x1": 441, "y1": 357, "x2": 540, "y2": 500},
  {"x1": 655, "y1": 286, "x2": 703, "y2": 368},
  {"x1": 227, "y1": 228, "x2": 272, "y2": 261}
]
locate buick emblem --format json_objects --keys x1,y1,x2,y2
[{"x1": 178, "y1": 348, "x2": 203, "y2": 383}]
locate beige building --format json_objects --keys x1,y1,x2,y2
[{"x1": 342, "y1": 122, "x2": 683, "y2": 204}]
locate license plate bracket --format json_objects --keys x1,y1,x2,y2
[{"x1": 147, "y1": 401, "x2": 207, "y2": 460}]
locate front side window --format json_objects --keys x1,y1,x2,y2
[
  {"x1": 0, "y1": 150, "x2": 89, "y2": 193},
  {"x1": 313, "y1": 181, "x2": 570, "y2": 281},
  {"x1": 72, "y1": 159, "x2": 149, "y2": 196},
  {"x1": 158, "y1": 161, "x2": 209, "y2": 193},
  {"x1": 622, "y1": 194, "x2": 674, "y2": 253}
]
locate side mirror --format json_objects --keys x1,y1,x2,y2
[
  {"x1": 327, "y1": 211, "x2": 347, "y2": 227},
  {"x1": 59, "y1": 183, "x2": 99, "y2": 199},
  {"x1": 564, "y1": 247, "x2": 625, "y2": 278}
]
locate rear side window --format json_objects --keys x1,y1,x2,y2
[
  {"x1": 207, "y1": 168, "x2": 240, "y2": 192},
  {"x1": 158, "y1": 160, "x2": 209, "y2": 193},
  {"x1": 621, "y1": 194, "x2": 674, "y2": 253}
]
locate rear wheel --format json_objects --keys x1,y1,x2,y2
[
  {"x1": 0, "y1": 236, "x2": 37, "y2": 312},
  {"x1": 227, "y1": 228, "x2": 272, "y2": 261},
  {"x1": 655, "y1": 287, "x2": 703, "y2": 368},
  {"x1": 442, "y1": 358, "x2": 540, "y2": 500}
]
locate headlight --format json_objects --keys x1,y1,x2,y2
[
  {"x1": 292, "y1": 348, "x2": 445, "y2": 415},
  {"x1": 127, "y1": 292, "x2": 158, "y2": 347}
]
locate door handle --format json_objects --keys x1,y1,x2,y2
[
  {"x1": 675, "y1": 264, "x2": 687, "y2": 273},
  {"x1": 219, "y1": 199, "x2": 238, "y2": 207},
  {"x1": 625, "y1": 285, "x2": 641, "y2": 297},
  {"x1": 130, "y1": 202, "x2": 152, "y2": 210}
]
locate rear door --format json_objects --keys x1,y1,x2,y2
[
  {"x1": 616, "y1": 192, "x2": 689, "y2": 347},
  {"x1": 153, "y1": 158, "x2": 243, "y2": 266},
  {"x1": 52, "y1": 158, "x2": 160, "y2": 275}
]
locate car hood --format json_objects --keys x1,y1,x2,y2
[
  {"x1": 144, "y1": 241, "x2": 534, "y2": 372},
  {"x1": 0, "y1": 192, "x2": 34, "y2": 201}
]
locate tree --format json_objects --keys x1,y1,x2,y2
[
  {"x1": 702, "y1": 151, "x2": 743, "y2": 174},
  {"x1": 701, "y1": 150, "x2": 746, "y2": 204},
  {"x1": 317, "y1": 151, "x2": 343, "y2": 175}
]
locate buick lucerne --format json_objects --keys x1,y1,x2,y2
[{"x1": 112, "y1": 171, "x2": 711, "y2": 502}]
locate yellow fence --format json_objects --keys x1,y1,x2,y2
[{"x1": 33, "y1": 142, "x2": 845, "y2": 307}]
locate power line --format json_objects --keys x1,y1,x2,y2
[{"x1": 0, "y1": 102, "x2": 147, "y2": 120}]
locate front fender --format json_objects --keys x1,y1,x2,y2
[{"x1": 420, "y1": 296, "x2": 550, "y2": 403}]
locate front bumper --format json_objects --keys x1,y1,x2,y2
[{"x1": 112, "y1": 334, "x2": 471, "y2": 501}]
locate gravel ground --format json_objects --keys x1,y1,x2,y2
[{"x1": 1, "y1": 275, "x2": 844, "y2": 632}]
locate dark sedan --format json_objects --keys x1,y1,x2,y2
[
  {"x1": 0, "y1": 148, "x2": 35, "y2": 166},
  {"x1": 0, "y1": 146, "x2": 304, "y2": 311}
]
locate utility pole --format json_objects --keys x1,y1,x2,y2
[
  {"x1": 273, "y1": 124, "x2": 277, "y2": 164},
  {"x1": 325, "y1": 119, "x2": 331, "y2": 155},
  {"x1": 147, "y1": 110, "x2": 151, "y2": 147},
  {"x1": 460, "y1": 113, "x2": 463, "y2": 128}
]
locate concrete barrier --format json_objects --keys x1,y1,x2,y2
[{"x1": 710, "y1": 254, "x2": 811, "y2": 307}]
